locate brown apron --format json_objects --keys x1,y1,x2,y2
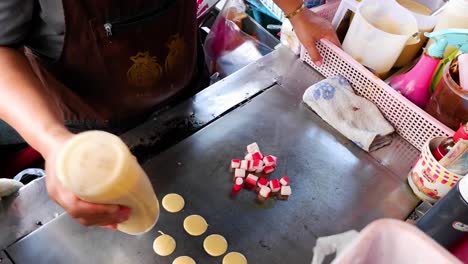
[{"x1": 26, "y1": 0, "x2": 199, "y2": 131}]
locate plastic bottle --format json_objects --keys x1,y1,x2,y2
[
  {"x1": 432, "y1": 138, "x2": 455, "y2": 161},
  {"x1": 417, "y1": 175, "x2": 468, "y2": 249},
  {"x1": 432, "y1": 123, "x2": 468, "y2": 161},
  {"x1": 56, "y1": 131, "x2": 159, "y2": 235},
  {"x1": 428, "y1": 0, "x2": 468, "y2": 57},
  {"x1": 390, "y1": 52, "x2": 440, "y2": 107}
]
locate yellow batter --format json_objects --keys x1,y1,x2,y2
[
  {"x1": 162, "y1": 193, "x2": 185, "y2": 213},
  {"x1": 172, "y1": 256, "x2": 196, "y2": 264},
  {"x1": 223, "y1": 252, "x2": 247, "y2": 264},
  {"x1": 183, "y1": 215, "x2": 208, "y2": 236},
  {"x1": 153, "y1": 233, "x2": 176, "y2": 256},
  {"x1": 203, "y1": 234, "x2": 228, "y2": 257}
]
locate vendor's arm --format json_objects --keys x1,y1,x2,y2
[
  {"x1": 0, "y1": 48, "x2": 131, "y2": 227},
  {"x1": 273, "y1": 0, "x2": 340, "y2": 65},
  {"x1": 0, "y1": 1, "x2": 130, "y2": 227}
]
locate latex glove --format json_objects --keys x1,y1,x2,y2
[
  {"x1": 0, "y1": 178, "x2": 24, "y2": 199},
  {"x1": 311, "y1": 230, "x2": 359, "y2": 264},
  {"x1": 290, "y1": 8, "x2": 341, "y2": 66}
]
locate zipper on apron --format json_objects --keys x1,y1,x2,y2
[
  {"x1": 102, "y1": 0, "x2": 175, "y2": 38},
  {"x1": 104, "y1": 23, "x2": 113, "y2": 37}
]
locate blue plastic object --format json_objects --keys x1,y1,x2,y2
[
  {"x1": 426, "y1": 29, "x2": 468, "y2": 58},
  {"x1": 425, "y1": 29, "x2": 468, "y2": 91}
]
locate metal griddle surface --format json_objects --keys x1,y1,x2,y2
[{"x1": 6, "y1": 84, "x2": 418, "y2": 264}]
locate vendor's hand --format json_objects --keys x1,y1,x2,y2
[
  {"x1": 43, "y1": 131, "x2": 131, "y2": 228},
  {"x1": 289, "y1": 8, "x2": 341, "y2": 66}
]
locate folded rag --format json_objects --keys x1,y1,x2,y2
[{"x1": 303, "y1": 75, "x2": 395, "y2": 152}]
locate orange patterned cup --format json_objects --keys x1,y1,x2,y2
[{"x1": 407, "y1": 137, "x2": 465, "y2": 203}]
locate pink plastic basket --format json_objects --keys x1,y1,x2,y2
[
  {"x1": 259, "y1": 0, "x2": 285, "y2": 21},
  {"x1": 310, "y1": 0, "x2": 341, "y2": 21},
  {"x1": 299, "y1": 2, "x2": 455, "y2": 151},
  {"x1": 259, "y1": 0, "x2": 340, "y2": 22}
]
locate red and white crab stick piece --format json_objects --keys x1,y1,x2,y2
[
  {"x1": 232, "y1": 177, "x2": 244, "y2": 192},
  {"x1": 245, "y1": 174, "x2": 259, "y2": 189},
  {"x1": 248, "y1": 160, "x2": 257, "y2": 172},
  {"x1": 245, "y1": 153, "x2": 253, "y2": 161},
  {"x1": 252, "y1": 151, "x2": 263, "y2": 161},
  {"x1": 252, "y1": 159, "x2": 263, "y2": 168},
  {"x1": 271, "y1": 155, "x2": 277, "y2": 163},
  {"x1": 257, "y1": 186, "x2": 272, "y2": 203},
  {"x1": 247, "y1": 142, "x2": 260, "y2": 154},
  {"x1": 231, "y1": 159, "x2": 241, "y2": 169},
  {"x1": 256, "y1": 177, "x2": 268, "y2": 193},
  {"x1": 279, "y1": 186, "x2": 292, "y2": 200},
  {"x1": 240, "y1": 160, "x2": 250, "y2": 170},
  {"x1": 280, "y1": 176, "x2": 290, "y2": 186},
  {"x1": 233, "y1": 168, "x2": 246, "y2": 182},
  {"x1": 250, "y1": 159, "x2": 264, "y2": 173},
  {"x1": 269, "y1": 179, "x2": 281, "y2": 193},
  {"x1": 263, "y1": 166, "x2": 275, "y2": 174},
  {"x1": 255, "y1": 164, "x2": 264, "y2": 174},
  {"x1": 263, "y1": 155, "x2": 277, "y2": 167}
]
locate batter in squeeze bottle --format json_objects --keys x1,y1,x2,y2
[{"x1": 56, "y1": 131, "x2": 159, "y2": 235}]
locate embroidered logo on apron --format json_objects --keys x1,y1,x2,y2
[
  {"x1": 165, "y1": 34, "x2": 186, "y2": 74},
  {"x1": 127, "y1": 51, "x2": 163, "y2": 87}
]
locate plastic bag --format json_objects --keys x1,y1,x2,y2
[
  {"x1": 330, "y1": 219, "x2": 461, "y2": 264},
  {"x1": 197, "y1": 0, "x2": 220, "y2": 20},
  {"x1": 204, "y1": 0, "x2": 272, "y2": 77}
]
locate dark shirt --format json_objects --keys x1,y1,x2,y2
[{"x1": 0, "y1": 0, "x2": 64, "y2": 59}]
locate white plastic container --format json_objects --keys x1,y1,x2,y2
[
  {"x1": 394, "y1": 0, "x2": 444, "y2": 67},
  {"x1": 428, "y1": 0, "x2": 468, "y2": 57},
  {"x1": 432, "y1": 0, "x2": 468, "y2": 33},
  {"x1": 56, "y1": 131, "x2": 159, "y2": 235},
  {"x1": 341, "y1": 0, "x2": 419, "y2": 76}
]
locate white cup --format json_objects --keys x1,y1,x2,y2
[
  {"x1": 340, "y1": 0, "x2": 420, "y2": 76},
  {"x1": 394, "y1": 0, "x2": 445, "y2": 67}
]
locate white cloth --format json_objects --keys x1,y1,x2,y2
[
  {"x1": 303, "y1": 75, "x2": 395, "y2": 152},
  {"x1": 0, "y1": 178, "x2": 23, "y2": 199},
  {"x1": 311, "y1": 230, "x2": 359, "y2": 264}
]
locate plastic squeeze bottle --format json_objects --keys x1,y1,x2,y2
[{"x1": 56, "y1": 131, "x2": 159, "y2": 235}]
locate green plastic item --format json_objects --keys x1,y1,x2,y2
[
  {"x1": 430, "y1": 49, "x2": 460, "y2": 93},
  {"x1": 424, "y1": 29, "x2": 468, "y2": 93}
]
